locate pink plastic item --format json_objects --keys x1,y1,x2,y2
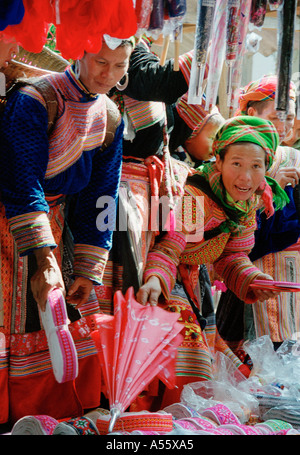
[{"x1": 39, "y1": 288, "x2": 78, "y2": 383}]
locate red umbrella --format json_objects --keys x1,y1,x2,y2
[{"x1": 92, "y1": 287, "x2": 183, "y2": 432}]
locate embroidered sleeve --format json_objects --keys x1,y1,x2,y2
[
  {"x1": 0, "y1": 88, "x2": 54, "y2": 256},
  {"x1": 8, "y1": 211, "x2": 56, "y2": 256},
  {"x1": 213, "y1": 210, "x2": 262, "y2": 303}
]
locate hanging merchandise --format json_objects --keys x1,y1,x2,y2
[
  {"x1": 204, "y1": 0, "x2": 227, "y2": 111},
  {"x1": 166, "y1": 0, "x2": 187, "y2": 70},
  {"x1": 91, "y1": 287, "x2": 183, "y2": 433},
  {"x1": 225, "y1": 0, "x2": 242, "y2": 106},
  {"x1": 275, "y1": 0, "x2": 297, "y2": 120},
  {"x1": 188, "y1": 0, "x2": 217, "y2": 104},
  {"x1": 250, "y1": 0, "x2": 267, "y2": 28},
  {"x1": 227, "y1": 0, "x2": 252, "y2": 116},
  {"x1": 135, "y1": 0, "x2": 153, "y2": 37},
  {"x1": 148, "y1": 0, "x2": 165, "y2": 40},
  {"x1": 268, "y1": 0, "x2": 284, "y2": 10}
]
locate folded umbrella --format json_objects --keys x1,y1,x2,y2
[{"x1": 92, "y1": 287, "x2": 184, "y2": 432}]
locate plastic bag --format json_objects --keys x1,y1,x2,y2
[{"x1": 180, "y1": 352, "x2": 259, "y2": 423}]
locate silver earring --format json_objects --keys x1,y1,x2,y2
[
  {"x1": 116, "y1": 73, "x2": 129, "y2": 91},
  {"x1": 74, "y1": 60, "x2": 80, "y2": 80}
]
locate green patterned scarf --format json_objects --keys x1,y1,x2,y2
[{"x1": 196, "y1": 116, "x2": 289, "y2": 232}]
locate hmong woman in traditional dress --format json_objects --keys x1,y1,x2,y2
[
  {"x1": 217, "y1": 75, "x2": 300, "y2": 354},
  {"x1": 136, "y1": 116, "x2": 287, "y2": 408},
  {"x1": 0, "y1": 38, "x2": 133, "y2": 424},
  {"x1": 168, "y1": 93, "x2": 252, "y2": 379}
]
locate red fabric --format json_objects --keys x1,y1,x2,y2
[
  {"x1": 8, "y1": 355, "x2": 101, "y2": 424},
  {"x1": 237, "y1": 364, "x2": 251, "y2": 379},
  {"x1": 0, "y1": 370, "x2": 9, "y2": 424}
]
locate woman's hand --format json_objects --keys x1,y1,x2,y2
[
  {"x1": 250, "y1": 273, "x2": 280, "y2": 302},
  {"x1": 66, "y1": 277, "x2": 94, "y2": 308},
  {"x1": 136, "y1": 276, "x2": 162, "y2": 306},
  {"x1": 31, "y1": 247, "x2": 65, "y2": 312},
  {"x1": 274, "y1": 166, "x2": 300, "y2": 188}
]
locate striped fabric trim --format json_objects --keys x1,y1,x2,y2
[
  {"x1": 176, "y1": 92, "x2": 208, "y2": 132},
  {"x1": 144, "y1": 231, "x2": 186, "y2": 299},
  {"x1": 253, "y1": 250, "x2": 300, "y2": 341},
  {"x1": 0, "y1": 349, "x2": 8, "y2": 370},
  {"x1": 73, "y1": 244, "x2": 109, "y2": 284},
  {"x1": 175, "y1": 346, "x2": 212, "y2": 380},
  {"x1": 122, "y1": 94, "x2": 165, "y2": 131},
  {"x1": 8, "y1": 211, "x2": 56, "y2": 256},
  {"x1": 178, "y1": 50, "x2": 194, "y2": 84},
  {"x1": 9, "y1": 338, "x2": 98, "y2": 377},
  {"x1": 19, "y1": 72, "x2": 108, "y2": 179},
  {"x1": 19, "y1": 85, "x2": 47, "y2": 108},
  {"x1": 217, "y1": 254, "x2": 262, "y2": 304}
]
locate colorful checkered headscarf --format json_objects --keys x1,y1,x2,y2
[
  {"x1": 237, "y1": 75, "x2": 296, "y2": 115},
  {"x1": 198, "y1": 116, "x2": 288, "y2": 223},
  {"x1": 213, "y1": 115, "x2": 279, "y2": 169}
]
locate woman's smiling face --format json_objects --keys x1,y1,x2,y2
[{"x1": 215, "y1": 142, "x2": 266, "y2": 202}]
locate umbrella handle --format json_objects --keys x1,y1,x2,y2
[
  {"x1": 174, "y1": 39, "x2": 180, "y2": 71},
  {"x1": 108, "y1": 408, "x2": 121, "y2": 433},
  {"x1": 160, "y1": 35, "x2": 170, "y2": 66}
]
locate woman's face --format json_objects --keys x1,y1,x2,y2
[
  {"x1": 248, "y1": 99, "x2": 295, "y2": 144},
  {"x1": 78, "y1": 41, "x2": 132, "y2": 94},
  {"x1": 215, "y1": 142, "x2": 266, "y2": 202}
]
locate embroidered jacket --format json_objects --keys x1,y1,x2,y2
[
  {"x1": 0, "y1": 67, "x2": 123, "y2": 284},
  {"x1": 143, "y1": 183, "x2": 264, "y2": 304}
]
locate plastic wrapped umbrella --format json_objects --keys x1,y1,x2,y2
[
  {"x1": 134, "y1": 0, "x2": 153, "y2": 38},
  {"x1": 225, "y1": 0, "x2": 242, "y2": 106},
  {"x1": 166, "y1": 0, "x2": 187, "y2": 70},
  {"x1": 268, "y1": 0, "x2": 284, "y2": 11},
  {"x1": 275, "y1": 0, "x2": 297, "y2": 121},
  {"x1": 227, "y1": 0, "x2": 252, "y2": 116},
  {"x1": 92, "y1": 287, "x2": 184, "y2": 433},
  {"x1": 250, "y1": 0, "x2": 268, "y2": 28},
  {"x1": 188, "y1": 0, "x2": 217, "y2": 104},
  {"x1": 204, "y1": 0, "x2": 227, "y2": 111},
  {"x1": 148, "y1": 0, "x2": 165, "y2": 40}
]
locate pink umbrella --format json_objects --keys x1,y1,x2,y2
[{"x1": 92, "y1": 287, "x2": 183, "y2": 432}]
